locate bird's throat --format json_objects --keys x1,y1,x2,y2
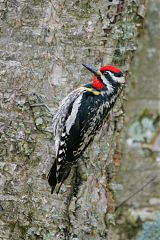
[{"x1": 92, "y1": 76, "x2": 105, "y2": 89}]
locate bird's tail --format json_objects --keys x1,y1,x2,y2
[
  {"x1": 48, "y1": 159, "x2": 71, "y2": 194},
  {"x1": 48, "y1": 160, "x2": 57, "y2": 194}
]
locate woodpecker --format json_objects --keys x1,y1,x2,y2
[{"x1": 48, "y1": 64, "x2": 125, "y2": 193}]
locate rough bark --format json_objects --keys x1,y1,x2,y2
[{"x1": 0, "y1": 0, "x2": 145, "y2": 239}]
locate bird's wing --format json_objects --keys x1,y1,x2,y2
[
  {"x1": 51, "y1": 87, "x2": 86, "y2": 155},
  {"x1": 48, "y1": 88, "x2": 108, "y2": 193},
  {"x1": 48, "y1": 87, "x2": 88, "y2": 193},
  {"x1": 63, "y1": 91, "x2": 108, "y2": 161}
]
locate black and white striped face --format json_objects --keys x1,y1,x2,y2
[
  {"x1": 97, "y1": 70, "x2": 125, "y2": 93},
  {"x1": 82, "y1": 64, "x2": 125, "y2": 91},
  {"x1": 101, "y1": 70, "x2": 125, "y2": 85}
]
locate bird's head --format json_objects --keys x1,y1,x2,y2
[{"x1": 82, "y1": 64, "x2": 125, "y2": 91}]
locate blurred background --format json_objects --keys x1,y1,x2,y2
[{"x1": 113, "y1": 1, "x2": 160, "y2": 239}]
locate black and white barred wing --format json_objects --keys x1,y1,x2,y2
[
  {"x1": 64, "y1": 93, "x2": 109, "y2": 159},
  {"x1": 48, "y1": 89, "x2": 109, "y2": 193},
  {"x1": 48, "y1": 87, "x2": 86, "y2": 193},
  {"x1": 51, "y1": 87, "x2": 85, "y2": 155}
]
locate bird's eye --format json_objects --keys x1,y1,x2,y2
[{"x1": 104, "y1": 71, "x2": 109, "y2": 76}]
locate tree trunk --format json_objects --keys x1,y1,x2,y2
[{"x1": 0, "y1": 0, "x2": 146, "y2": 239}]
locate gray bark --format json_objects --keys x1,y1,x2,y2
[{"x1": 0, "y1": 0, "x2": 145, "y2": 239}]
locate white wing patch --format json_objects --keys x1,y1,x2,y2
[
  {"x1": 65, "y1": 95, "x2": 83, "y2": 134},
  {"x1": 51, "y1": 88, "x2": 84, "y2": 137},
  {"x1": 55, "y1": 136, "x2": 60, "y2": 155},
  {"x1": 50, "y1": 87, "x2": 85, "y2": 157}
]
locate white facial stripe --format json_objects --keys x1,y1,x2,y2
[
  {"x1": 101, "y1": 74, "x2": 114, "y2": 93},
  {"x1": 101, "y1": 74, "x2": 108, "y2": 85},
  {"x1": 109, "y1": 72, "x2": 125, "y2": 83}
]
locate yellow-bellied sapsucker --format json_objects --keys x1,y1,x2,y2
[{"x1": 48, "y1": 64, "x2": 125, "y2": 193}]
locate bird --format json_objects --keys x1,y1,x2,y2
[{"x1": 48, "y1": 64, "x2": 125, "y2": 194}]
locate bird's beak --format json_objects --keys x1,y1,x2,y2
[{"x1": 82, "y1": 64, "x2": 102, "y2": 78}]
